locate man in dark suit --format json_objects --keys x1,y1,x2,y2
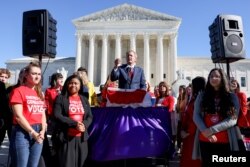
[{"x1": 110, "y1": 50, "x2": 146, "y2": 89}]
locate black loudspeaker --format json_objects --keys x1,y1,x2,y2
[
  {"x1": 209, "y1": 14, "x2": 245, "y2": 63},
  {"x1": 22, "y1": 9, "x2": 57, "y2": 58}
]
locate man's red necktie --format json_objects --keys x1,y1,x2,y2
[{"x1": 128, "y1": 67, "x2": 134, "y2": 79}]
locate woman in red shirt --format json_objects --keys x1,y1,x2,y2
[
  {"x1": 9, "y1": 61, "x2": 47, "y2": 167},
  {"x1": 230, "y1": 79, "x2": 249, "y2": 131},
  {"x1": 45, "y1": 72, "x2": 63, "y2": 117},
  {"x1": 155, "y1": 81, "x2": 175, "y2": 112},
  {"x1": 193, "y1": 68, "x2": 242, "y2": 166},
  {"x1": 53, "y1": 74, "x2": 93, "y2": 167},
  {"x1": 180, "y1": 77, "x2": 206, "y2": 167},
  {"x1": 45, "y1": 72, "x2": 63, "y2": 135},
  {"x1": 231, "y1": 79, "x2": 250, "y2": 150}
]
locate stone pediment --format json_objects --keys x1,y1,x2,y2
[{"x1": 73, "y1": 3, "x2": 181, "y2": 23}]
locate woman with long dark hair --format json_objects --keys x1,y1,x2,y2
[
  {"x1": 193, "y1": 68, "x2": 242, "y2": 166},
  {"x1": 175, "y1": 85, "x2": 187, "y2": 152},
  {"x1": 45, "y1": 72, "x2": 63, "y2": 135},
  {"x1": 155, "y1": 81, "x2": 175, "y2": 112},
  {"x1": 53, "y1": 74, "x2": 93, "y2": 167},
  {"x1": 45, "y1": 73, "x2": 63, "y2": 118},
  {"x1": 180, "y1": 77, "x2": 206, "y2": 167}
]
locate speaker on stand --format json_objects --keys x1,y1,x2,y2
[
  {"x1": 22, "y1": 9, "x2": 57, "y2": 67},
  {"x1": 209, "y1": 14, "x2": 245, "y2": 79}
]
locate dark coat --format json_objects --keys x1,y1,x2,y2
[
  {"x1": 110, "y1": 64, "x2": 146, "y2": 89},
  {"x1": 53, "y1": 94, "x2": 93, "y2": 141},
  {"x1": 0, "y1": 81, "x2": 8, "y2": 125}
]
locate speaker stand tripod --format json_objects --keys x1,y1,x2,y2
[
  {"x1": 38, "y1": 54, "x2": 43, "y2": 85},
  {"x1": 226, "y1": 59, "x2": 231, "y2": 80}
]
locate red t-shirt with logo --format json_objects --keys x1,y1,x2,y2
[
  {"x1": 10, "y1": 86, "x2": 46, "y2": 125},
  {"x1": 68, "y1": 95, "x2": 85, "y2": 137}
]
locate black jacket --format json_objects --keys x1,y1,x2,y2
[
  {"x1": 0, "y1": 81, "x2": 8, "y2": 121},
  {"x1": 53, "y1": 94, "x2": 93, "y2": 141}
]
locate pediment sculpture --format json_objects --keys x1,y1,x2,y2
[{"x1": 74, "y1": 3, "x2": 181, "y2": 22}]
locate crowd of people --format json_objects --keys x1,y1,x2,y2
[{"x1": 0, "y1": 50, "x2": 250, "y2": 167}]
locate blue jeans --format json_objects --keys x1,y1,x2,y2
[{"x1": 10, "y1": 124, "x2": 43, "y2": 167}]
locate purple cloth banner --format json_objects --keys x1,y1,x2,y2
[{"x1": 88, "y1": 107, "x2": 174, "y2": 161}]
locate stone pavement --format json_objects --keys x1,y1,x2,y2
[
  {"x1": 0, "y1": 137, "x2": 9, "y2": 167},
  {"x1": 169, "y1": 155, "x2": 180, "y2": 167}
]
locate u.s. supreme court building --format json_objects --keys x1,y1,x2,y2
[{"x1": 5, "y1": 4, "x2": 250, "y2": 97}]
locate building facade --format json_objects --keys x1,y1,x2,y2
[
  {"x1": 4, "y1": 3, "x2": 250, "y2": 97},
  {"x1": 6, "y1": 57, "x2": 75, "y2": 91},
  {"x1": 5, "y1": 57, "x2": 250, "y2": 97},
  {"x1": 178, "y1": 57, "x2": 250, "y2": 96},
  {"x1": 72, "y1": 3, "x2": 181, "y2": 85}
]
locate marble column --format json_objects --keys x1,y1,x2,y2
[
  {"x1": 156, "y1": 33, "x2": 164, "y2": 84},
  {"x1": 167, "y1": 40, "x2": 171, "y2": 84},
  {"x1": 130, "y1": 33, "x2": 136, "y2": 52},
  {"x1": 115, "y1": 33, "x2": 121, "y2": 59},
  {"x1": 101, "y1": 34, "x2": 108, "y2": 84},
  {"x1": 75, "y1": 33, "x2": 82, "y2": 71},
  {"x1": 81, "y1": 39, "x2": 87, "y2": 69},
  {"x1": 88, "y1": 34, "x2": 95, "y2": 82},
  {"x1": 169, "y1": 33, "x2": 178, "y2": 83},
  {"x1": 143, "y1": 33, "x2": 150, "y2": 81}
]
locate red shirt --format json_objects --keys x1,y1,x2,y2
[
  {"x1": 236, "y1": 92, "x2": 249, "y2": 128},
  {"x1": 160, "y1": 96, "x2": 175, "y2": 112},
  {"x1": 199, "y1": 113, "x2": 229, "y2": 143},
  {"x1": 45, "y1": 87, "x2": 61, "y2": 116},
  {"x1": 67, "y1": 95, "x2": 85, "y2": 136},
  {"x1": 10, "y1": 85, "x2": 46, "y2": 125},
  {"x1": 181, "y1": 98, "x2": 197, "y2": 136}
]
